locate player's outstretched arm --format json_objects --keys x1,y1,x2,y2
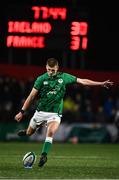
[
  {"x1": 14, "y1": 88, "x2": 38, "y2": 122},
  {"x1": 77, "y1": 78, "x2": 113, "y2": 88}
]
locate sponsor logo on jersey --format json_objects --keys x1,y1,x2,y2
[
  {"x1": 58, "y1": 79, "x2": 63, "y2": 83},
  {"x1": 47, "y1": 91, "x2": 56, "y2": 95},
  {"x1": 43, "y1": 81, "x2": 48, "y2": 85}
]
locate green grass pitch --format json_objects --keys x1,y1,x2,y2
[{"x1": 0, "y1": 142, "x2": 119, "y2": 179}]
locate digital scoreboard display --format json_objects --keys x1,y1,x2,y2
[{"x1": 1, "y1": 1, "x2": 89, "y2": 51}]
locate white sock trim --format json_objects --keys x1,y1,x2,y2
[{"x1": 45, "y1": 137, "x2": 53, "y2": 143}]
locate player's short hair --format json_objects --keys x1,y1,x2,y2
[{"x1": 47, "y1": 58, "x2": 59, "y2": 67}]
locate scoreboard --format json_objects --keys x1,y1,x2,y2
[
  {"x1": 1, "y1": 1, "x2": 89, "y2": 51},
  {"x1": 0, "y1": 0, "x2": 91, "y2": 67},
  {"x1": 0, "y1": 1, "x2": 117, "y2": 70}
]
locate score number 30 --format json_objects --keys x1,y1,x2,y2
[{"x1": 70, "y1": 21, "x2": 88, "y2": 50}]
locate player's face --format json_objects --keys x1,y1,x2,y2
[{"x1": 46, "y1": 64, "x2": 59, "y2": 76}]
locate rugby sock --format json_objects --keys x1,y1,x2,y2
[{"x1": 41, "y1": 137, "x2": 53, "y2": 154}]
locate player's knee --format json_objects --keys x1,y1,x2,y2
[
  {"x1": 47, "y1": 129, "x2": 53, "y2": 137},
  {"x1": 47, "y1": 122, "x2": 59, "y2": 137},
  {"x1": 26, "y1": 126, "x2": 35, "y2": 136},
  {"x1": 47, "y1": 129, "x2": 56, "y2": 137},
  {"x1": 26, "y1": 130, "x2": 32, "y2": 136}
]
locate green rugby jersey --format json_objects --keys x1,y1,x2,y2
[{"x1": 34, "y1": 72, "x2": 77, "y2": 114}]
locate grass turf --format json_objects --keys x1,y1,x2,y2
[{"x1": 0, "y1": 142, "x2": 119, "y2": 179}]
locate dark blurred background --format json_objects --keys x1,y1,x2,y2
[{"x1": 0, "y1": 0, "x2": 119, "y2": 143}]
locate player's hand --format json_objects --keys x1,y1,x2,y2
[
  {"x1": 103, "y1": 80, "x2": 114, "y2": 89},
  {"x1": 14, "y1": 112, "x2": 23, "y2": 122}
]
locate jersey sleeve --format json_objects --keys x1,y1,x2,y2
[
  {"x1": 33, "y1": 75, "x2": 44, "y2": 90},
  {"x1": 63, "y1": 73, "x2": 77, "y2": 85}
]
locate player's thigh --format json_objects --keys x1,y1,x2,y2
[{"x1": 28, "y1": 111, "x2": 43, "y2": 130}]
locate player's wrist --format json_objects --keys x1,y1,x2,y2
[{"x1": 20, "y1": 109, "x2": 25, "y2": 115}]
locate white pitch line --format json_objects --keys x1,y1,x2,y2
[{"x1": 49, "y1": 156, "x2": 107, "y2": 159}]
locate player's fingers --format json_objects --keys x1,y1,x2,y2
[
  {"x1": 14, "y1": 115, "x2": 21, "y2": 122},
  {"x1": 16, "y1": 118, "x2": 21, "y2": 122}
]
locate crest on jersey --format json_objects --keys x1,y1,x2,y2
[
  {"x1": 43, "y1": 81, "x2": 48, "y2": 85},
  {"x1": 58, "y1": 79, "x2": 63, "y2": 83}
]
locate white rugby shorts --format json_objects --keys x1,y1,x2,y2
[{"x1": 29, "y1": 111, "x2": 61, "y2": 129}]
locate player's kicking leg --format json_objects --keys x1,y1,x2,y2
[
  {"x1": 17, "y1": 129, "x2": 27, "y2": 136},
  {"x1": 17, "y1": 126, "x2": 35, "y2": 136}
]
